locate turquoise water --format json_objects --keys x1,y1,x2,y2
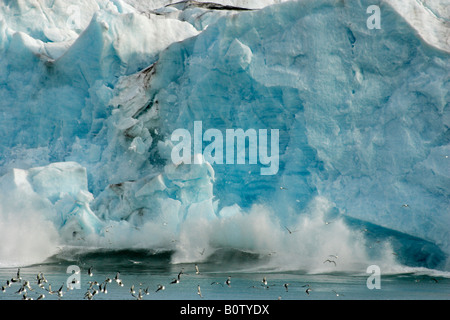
[{"x1": 1, "y1": 249, "x2": 449, "y2": 301}]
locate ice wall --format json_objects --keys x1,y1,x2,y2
[
  {"x1": 134, "y1": 0, "x2": 450, "y2": 260},
  {"x1": 0, "y1": 0, "x2": 448, "y2": 270}
]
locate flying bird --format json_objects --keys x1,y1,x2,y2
[
  {"x1": 136, "y1": 288, "x2": 143, "y2": 300},
  {"x1": 11, "y1": 268, "x2": 22, "y2": 283},
  {"x1": 84, "y1": 291, "x2": 94, "y2": 300},
  {"x1": 284, "y1": 226, "x2": 299, "y2": 234},
  {"x1": 114, "y1": 272, "x2": 124, "y2": 286},
  {"x1": 323, "y1": 259, "x2": 337, "y2": 266},
  {"x1": 99, "y1": 282, "x2": 108, "y2": 294},
  {"x1": 225, "y1": 276, "x2": 231, "y2": 287},
  {"x1": 332, "y1": 289, "x2": 344, "y2": 297},
  {"x1": 262, "y1": 277, "x2": 267, "y2": 286},
  {"x1": 211, "y1": 281, "x2": 224, "y2": 286},
  {"x1": 156, "y1": 284, "x2": 165, "y2": 292},
  {"x1": 46, "y1": 284, "x2": 56, "y2": 295},
  {"x1": 57, "y1": 283, "x2": 64, "y2": 298},
  {"x1": 195, "y1": 264, "x2": 200, "y2": 275}
]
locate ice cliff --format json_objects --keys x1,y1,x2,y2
[{"x1": 0, "y1": 0, "x2": 449, "y2": 271}]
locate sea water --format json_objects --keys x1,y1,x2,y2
[{"x1": 1, "y1": 249, "x2": 449, "y2": 301}]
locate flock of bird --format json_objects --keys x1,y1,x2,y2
[
  {"x1": 0, "y1": 218, "x2": 354, "y2": 301},
  {"x1": 1, "y1": 262, "x2": 345, "y2": 300},
  {"x1": 0, "y1": 222, "x2": 343, "y2": 301}
]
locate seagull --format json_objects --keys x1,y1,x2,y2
[
  {"x1": 305, "y1": 287, "x2": 312, "y2": 295},
  {"x1": 130, "y1": 285, "x2": 135, "y2": 295},
  {"x1": 225, "y1": 276, "x2": 231, "y2": 287},
  {"x1": 57, "y1": 284, "x2": 64, "y2": 298},
  {"x1": 323, "y1": 259, "x2": 337, "y2": 266},
  {"x1": 284, "y1": 283, "x2": 289, "y2": 292},
  {"x1": 11, "y1": 268, "x2": 22, "y2": 283},
  {"x1": 332, "y1": 290, "x2": 344, "y2": 297},
  {"x1": 114, "y1": 272, "x2": 124, "y2": 286},
  {"x1": 197, "y1": 285, "x2": 203, "y2": 298},
  {"x1": 328, "y1": 255, "x2": 339, "y2": 259},
  {"x1": 171, "y1": 271, "x2": 181, "y2": 284},
  {"x1": 143, "y1": 287, "x2": 150, "y2": 295},
  {"x1": 279, "y1": 186, "x2": 288, "y2": 190},
  {"x1": 262, "y1": 277, "x2": 268, "y2": 286},
  {"x1": 15, "y1": 286, "x2": 26, "y2": 295},
  {"x1": 199, "y1": 248, "x2": 206, "y2": 256},
  {"x1": 37, "y1": 294, "x2": 45, "y2": 300},
  {"x1": 155, "y1": 284, "x2": 165, "y2": 293},
  {"x1": 133, "y1": 288, "x2": 143, "y2": 300},
  {"x1": 195, "y1": 264, "x2": 200, "y2": 275},
  {"x1": 46, "y1": 284, "x2": 56, "y2": 295},
  {"x1": 284, "y1": 226, "x2": 299, "y2": 234},
  {"x1": 401, "y1": 204, "x2": 409, "y2": 208},
  {"x1": 88, "y1": 266, "x2": 93, "y2": 277},
  {"x1": 88, "y1": 281, "x2": 99, "y2": 290},
  {"x1": 99, "y1": 282, "x2": 108, "y2": 294},
  {"x1": 37, "y1": 272, "x2": 48, "y2": 288},
  {"x1": 22, "y1": 293, "x2": 32, "y2": 300},
  {"x1": 84, "y1": 291, "x2": 94, "y2": 300},
  {"x1": 211, "y1": 281, "x2": 224, "y2": 287},
  {"x1": 22, "y1": 280, "x2": 33, "y2": 291}
]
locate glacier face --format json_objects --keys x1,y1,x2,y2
[{"x1": 0, "y1": 0, "x2": 449, "y2": 270}]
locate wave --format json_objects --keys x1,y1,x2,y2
[
  {"x1": 23, "y1": 246, "x2": 450, "y2": 282},
  {"x1": 1, "y1": 196, "x2": 447, "y2": 277}
]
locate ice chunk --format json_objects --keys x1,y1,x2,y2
[{"x1": 0, "y1": 162, "x2": 103, "y2": 251}]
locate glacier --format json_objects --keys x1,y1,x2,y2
[{"x1": 0, "y1": 0, "x2": 449, "y2": 272}]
